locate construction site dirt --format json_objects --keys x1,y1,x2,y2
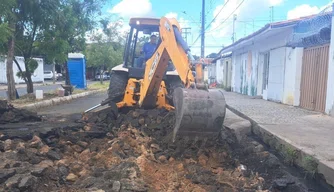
[{"x1": 0, "y1": 102, "x2": 332, "y2": 192}]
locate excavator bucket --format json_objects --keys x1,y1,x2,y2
[{"x1": 172, "y1": 87, "x2": 226, "y2": 142}]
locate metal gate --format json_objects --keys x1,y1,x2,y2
[{"x1": 300, "y1": 44, "x2": 329, "y2": 112}]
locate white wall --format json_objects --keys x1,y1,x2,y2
[
  {"x1": 257, "y1": 53, "x2": 264, "y2": 96},
  {"x1": 208, "y1": 63, "x2": 216, "y2": 84},
  {"x1": 232, "y1": 52, "x2": 242, "y2": 93},
  {"x1": 223, "y1": 57, "x2": 232, "y2": 88},
  {"x1": 231, "y1": 29, "x2": 292, "y2": 96},
  {"x1": 325, "y1": 5, "x2": 334, "y2": 115},
  {"x1": 204, "y1": 67, "x2": 208, "y2": 82},
  {"x1": 283, "y1": 48, "x2": 303, "y2": 106},
  {"x1": 216, "y1": 59, "x2": 224, "y2": 84},
  {"x1": 267, "y1": 47, "x2": 286, "y2": 102},
  {"x1": 230, "y1": 28, "x2": 303, "y2": 105},
  {"x1": 0, "y1": 56, "x2": 44, "y2": 84}
]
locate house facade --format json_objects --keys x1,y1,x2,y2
[
  {"x1": 211, "y1": 53, "x2": 232, "y2": 89},
  {"x1": 218, "y1": 11, "x2": 333, "y2": 113},
  {"x1": 219, "y1": 19, "x2": 304, "y2": 106}
]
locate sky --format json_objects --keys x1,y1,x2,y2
[{"x1": 100, "y1": 0, "x2": 333, "y2": 57}]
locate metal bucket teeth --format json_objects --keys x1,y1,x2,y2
[{"x1": 172, "y1": 87, "x2": 226, "y2": 142}]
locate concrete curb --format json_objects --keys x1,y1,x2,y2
[
  {"x1": 19, "y1": 89, "x2": 106, "y2": 111},
  {"x1": 226, "y1": 104, "x2": 334, "y2": 188}
]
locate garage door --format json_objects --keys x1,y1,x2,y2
[
  {"x1": 300, "y1": 44, "x2": 329, "y2": 112},
  {"x1": 267, "y1": 47, "x2": 286, "y2": 102}
]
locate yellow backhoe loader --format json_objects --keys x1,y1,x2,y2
[{"x1": 86, "y1": 17, "x2": 226, "y2": 142}]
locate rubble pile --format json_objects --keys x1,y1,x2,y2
[
  {"x1": 0, "y1": 108, "x2": 310, "y2": 192},
  {"x1": 0, "y1": 100, "x2": 41, "y2": 124}
]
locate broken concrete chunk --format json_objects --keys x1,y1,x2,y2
[
  {"x1": 47, "y1": 150, "x2": 62, "y2": 160},
  {"x1": 31, "y1": 167, "x2": 47, "y2": 177},
  {"x1": 77, "y1": 141, "x2": 89, "y2": 148},
  {"x1": 4, "y1": 174, "x2": 21, "y2": 189},
  {"x1": 112, "y1": 181, "x2": 121, "y2": 192},
  {"x1": 0, "y1": 169, "x2": 16, "y2": 184},
  {"x1": 158, "y1": 155, "x2": 167, "y2": 163},
  {"x1": 29, "y1": 135, "x2": 43, "y2": 148},
  {"x1": 120, "y1": 179, "x2": 148, "y2": 192},
  {"x1": 4, "y1": 139, "x2": 12, "y2": 151},
  {"x1": 18, "y1": 175, "x2": 36, "y2": 191},
  {"x1": 66, "y1": 173, "x2": 78, "y2": 182}
]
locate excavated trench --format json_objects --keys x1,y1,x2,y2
[{"x1": 0, "y1": 101, "x2": 332, "y2": 192}]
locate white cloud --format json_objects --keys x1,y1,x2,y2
[
  {"x1": 287, "y1": 2, "x2": 333, "y2": 20},
  {"x1": 187, "y1": 0, "x2": 285, "y2": 56},
  {"x1": 207, "y1": 0, "x2": 284, "y2": 38},
  {"x1": 165, "y1": 12, "x2": 178, "y2": 19},
  {"x1": 287, "y1": 4, "x2": 321, "y2": 20},
  {"x1": 109, "y1": 0, "x2": 152, "y2": 17},
  {"x1": 269, "y1": 0, "x2": 284, "y2": 6},
  {"x1": 165, "y1": 12, "x2": 191, "y2": 29}
]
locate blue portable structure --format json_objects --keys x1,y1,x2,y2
[{"x1": 67, "y1": 53, "x2": 87, "y2": 89}]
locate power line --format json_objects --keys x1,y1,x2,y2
[
  {"x1": 190, "y1": 0, "x2": 231, "y2": 47},
  {"x1": 206, "y1": 0, "x2": 245, "y2": 33},
  {"x1": 205, "y1": 0, "x2": 230, "y2": 30}
]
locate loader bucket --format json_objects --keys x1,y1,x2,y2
[{"x1": 172, "y1": 87, "x2": 226, "y2": 142}]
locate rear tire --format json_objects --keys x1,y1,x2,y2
[{"x1": 108, "y1": 71, "x2": 128, "y2": 103}]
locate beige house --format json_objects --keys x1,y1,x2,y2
[{"x1": 211, "y1": 53, "x2": 232, "y2": 90}]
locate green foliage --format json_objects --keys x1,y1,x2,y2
[
  {"x1": 0, "y1": 24, "x2": 10, "y2": 43},
  {"x1": 86, "y1": 42, "x2": 123, "y2": 69},
  {"x1": 16, "y1": 58, "x2": 38, "y2": 79},
  {"x1": 282, "y1": 146, "x2": 299, "y2": 166},
  {"x1": 302, "y1": 156, "x2": 318, "y2": 178},
  {"x1": 85, "y1": 18, "x2": 126, "y2": 70},
  {"x1": 0, "y1": 0, "x2": 16, "y2": 53}
]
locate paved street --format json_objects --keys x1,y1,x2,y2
[
  {"x1": 0, "y1": 80, "x2": 96, "y2": 99},
  {"x1": 38, "y1": 91, "x2": 107, "y2": 116}
]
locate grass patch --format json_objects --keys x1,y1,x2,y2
[
  {"x1": 10, "y1": 91, "x2": 58, "y2": 106},
  {"x1": 302, "y1": 155, "x2": 318, "y2": 178},
  {"x1": 87, "y1": 81, "x2": 110, "y2": 90},
  {"x1": 7, "y1": 81, "x2": 110, "y2": 106},
  {"x1": 282, "y1": 146, "x2": 299, "y2": 166}
]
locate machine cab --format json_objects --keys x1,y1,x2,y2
[{"x1": 123, "y1": 18, "x2": 176, "y2": 79}]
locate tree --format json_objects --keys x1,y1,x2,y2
[
  {"x1": 0, "y1": 0, "x2": 17, "y2": 100},
  {"x1": 8, "y1": 0, "x2": 63, "y2": 94},
  {"x1": 193, "y1": 55, "x2": 200, "y2": 60},
  {"x1": 85, "y1": 18, "x2": 126, "y2": 83},
  {"x1": 9, "y1": 0, "x2": 107, "y2": 93},
  {"x1": 40, "y1": 0, "x2": 107, "y2": 86},
  {"x1": 206, "y1": 53, "x2": 218, "y2": 58}
]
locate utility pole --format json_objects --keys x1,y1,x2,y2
[
  {"x1": 201, "y1": 0, "x2": 205, "y2": 58},
  {"x1": 232, "y1": 14, "x2": 237, "y2": 43},
  {"x1": 181, "y1": 27, "x2": 191, "y2": 44},
  {"x1": 270, "y1": 6, "x2": 274, "y2": 22},
  {"x1": 244, "y1": 22, "x2": 246, "y2": 36}
]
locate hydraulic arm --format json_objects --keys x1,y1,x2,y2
[
  {"x1": 139, "y1": 17, "x2": 227, "y2": 141},
  {"x1": 139, "y1": 17, "x2": 195, "y2": 109}
]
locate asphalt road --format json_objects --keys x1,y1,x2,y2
[
  {"x1": 38, "y1": 91, "x2": 107, "y2": 116},
  {"x1": 0, "y1": 80, "x2": 96, "y2": 99}
]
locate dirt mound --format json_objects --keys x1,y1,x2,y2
[
  {"x1": 0, "y1": 100, "x2": 41, "y2": 124},
  {"x1": 0, "y1": 108, "x2": 314, "y2": 192}
]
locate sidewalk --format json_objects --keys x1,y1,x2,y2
[
  {"x1": 222, "y1": 90, "x2": 334, "y2": 187},
  {"x1": 0, "y1": 81, "x2": 63, "y2": 90}
]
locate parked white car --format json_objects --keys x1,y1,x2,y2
[
  {"x1": 94, "y1": 72, "x2": 110, "y2": 81},
  {"x1": 44, "y1": 71, "x2": 54, "y2": 80}
]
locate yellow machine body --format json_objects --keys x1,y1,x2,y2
[{"x1": 104, "y1": 17, "x2": 226, "y2": 141}]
